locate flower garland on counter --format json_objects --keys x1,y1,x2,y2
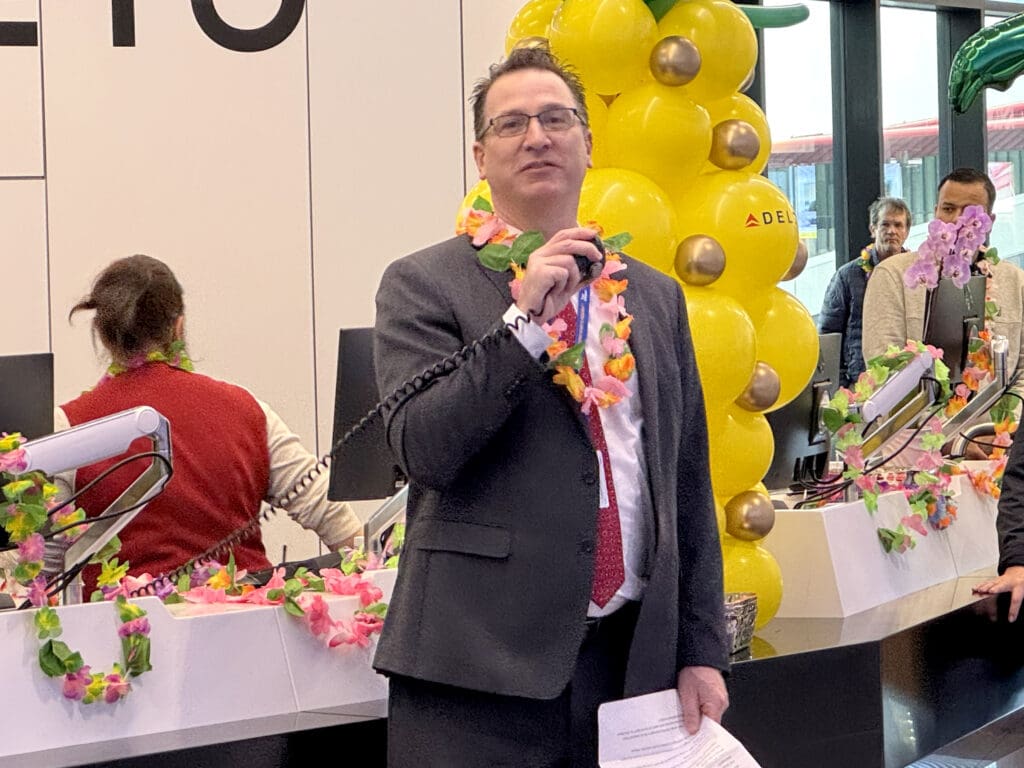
[
  {"x1": 822, "y1": 342, "x2": 961, "y2": 553},
  {"x1": 456, "y1": 196, "x2": 636, "y2": 414},
  {"x1": 1, "y1": 433, "x2": 396, "y2": 705}
]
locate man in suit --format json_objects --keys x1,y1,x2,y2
[{"x1": 373, "y1": 47, "x2": 729, "y2": 767}]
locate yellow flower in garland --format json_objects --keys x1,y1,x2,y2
[{"x1": 552, "y1": 365, "x2": 586, "y2": 401}]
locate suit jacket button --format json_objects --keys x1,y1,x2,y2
[
  {"x1": 583, "y1": 471, "x2": 597, "y2": 485},
  {"x1": 579, "y1": 541, "x2": 594, "y2": 555}
]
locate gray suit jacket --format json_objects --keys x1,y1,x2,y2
[{"x1": 372, "y1": 235, "x2": 728, "y2": 699}]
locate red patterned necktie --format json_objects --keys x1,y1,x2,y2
[{"x1": 555, "y1": 301, "x2": 625, "y2": 607}]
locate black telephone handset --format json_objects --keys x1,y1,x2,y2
[{"x1": 573, "y1": 237, "x2": 606, "y2": 282}]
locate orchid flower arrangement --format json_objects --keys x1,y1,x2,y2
[{"x1": 903, "y1": 205, "x2": 995, "y2": 290}]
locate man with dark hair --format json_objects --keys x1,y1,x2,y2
[
  {"x1": 373, "y1": 47, "x2": 729, "y2": 766},
  {"x1": 862, "y1": 168, "x2": 1024, "y2": 385},
  {"x1": 819, "y1": 196, "x2": 912, "y2": 387}
]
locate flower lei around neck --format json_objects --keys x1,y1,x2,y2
[
  {"x1": 857, "y1": 244, "x2": 877, "y2": 276},
  {"x1": 102, "y1": 339, "x2": 194, "y2": 383},
  {"x1": 456, "y1": 196, "x2": 635, "y2": 413}
]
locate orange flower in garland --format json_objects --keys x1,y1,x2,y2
[{"x1": 455, "y1": 197, "x2": 636, "y2": 413}]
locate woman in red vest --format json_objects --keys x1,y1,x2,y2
[{"x1": 57, "y1": 255, "x2": 360, "y2": 583}]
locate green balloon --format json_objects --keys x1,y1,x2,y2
[
  {"x1": 644, "y1": 0, "x2": 678, "y2": 23},
  {"x1": 738, "y1": 4, "x2": 809, "y2": 29},
  {"x1": 949, "y1": 12, "x2": 1024, "y2": 114}
]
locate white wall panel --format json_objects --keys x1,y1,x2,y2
[
  {"x1": 0, "y1": 0, "x2": 43, "y2": 177},
  {"x1": 1, "y1": 180, "x2": 48, "y2": 355},
  {"x1": 307, "y1": 0, "x2": 466, "y2": 459}
]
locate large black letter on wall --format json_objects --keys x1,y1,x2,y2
[
  {"x1": 0, "y1": 22, "x2": 38, "y2": 46},
  {"x1": 191, "y1": 0, "x2": 305, "y2": 53},
  {"x1": 111, "y1": 0, "x2": 135, "y2": 47}
]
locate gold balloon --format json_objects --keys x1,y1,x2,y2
[
  {"x1": 513, "y1": 35, "x2": 550, "y2": 51},
  {"x1": 649, "y1": 35, "x2": 701, "y2": 87},
  {"x1": 675, "y1": 234, "x2": 725, "y2": 286},
  {"x1": 725, "y1": 491, "x2": 776, "y2": 541},
  {"x1": 781, "y1": 239, "x2": 809, "y2": 281},
  {"x1": 709, "y1": 119, "x2": 760, "y2": 171},
  {"x1": 736, "y1": 360, "x2": 781, "y2": 412}
]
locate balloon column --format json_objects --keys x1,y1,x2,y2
[{"x1": 469, "y1": 0, "x2": 817, "y2": 627}]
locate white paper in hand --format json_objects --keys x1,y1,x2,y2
[{"x1": 598, "y1": 688, "x2": 762, "y2": 768}]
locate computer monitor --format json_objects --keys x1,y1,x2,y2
[
  {"x1": 762, "y1": 333, "x2": 842, "y2": 492},
  {"x1": 0, "y1": 352, "x2": 55, "y2": 549},
  {"x1": 327, "y1": 327, "x2": 406, "y2": 501},
  {"x1": 0, "y1": 352, "x2": 54, "y2": 439},
  {"x1": 922, "y1": 274, "x2": 987, "y2": 388}
]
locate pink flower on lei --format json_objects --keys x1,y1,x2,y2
[
  {"x1": 62, "y1": 667, "x2": 91, "y2": 701},
  {"x1": 0, "y1": 447, "x2": 27, "y2": 473},
  {"x1": 103, "y1": 672, "x2": 131, "y2": 703}
]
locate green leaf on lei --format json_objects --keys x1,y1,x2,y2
[
  {"x1": 283, "y1": 596, "x2": 305, "y2": 618},
  {"x1": 602, "y1": 232, "x2": 633, "y2": 252},
  {"x1": 828, "y1": 389, "x2": 850, "y2": 417},
  {"x1": 551, "y1": 342, "x2": 586, "y2": 371},
  {"x1": 477, "y1": 243, "x2": 513, "y2": 272},
  {"x1": 472, "y1": 196, "x2": 492, "y2": 213},
  {"x1": 507, "y1": 231, "x2": 545, "y2": 266},
  {"x1": 362, "y1": 601, "x2": 389, "y2": 618},
  {"x1": 14, "y1": 560, "x2": 42, "y2": 583},
  {"x1": 862, "y1": 488, "x2": 879, "y2": 514},
  {"x1": 986, "y1": 299, "x2": 1001, "y2": 321},
  {"x1": 820, "y1": 407, "x2": 846, "y2": 434},
  {"x1": 89, "y1": 535, "x2": 122, "y2": 565},
  {"x1": 38, "y1": 639, "x2": 84, "y2": 676}
]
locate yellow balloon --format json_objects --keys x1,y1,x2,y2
[
  {"x1": 505, "y1": 0, "x2": 562, "y2": 54},
  {"x1": 722, "y1": 535, "x2": 783, "y2": 628},
  {"x1": 673, "y1": 171, "x2": 798, "y2": 297},
  {"x1": 456, "y1": 179, "x2": 492, "y2": 228},
  {"x1": 714, "y1": 497, "x2": 726, "y2": 532},
  {"x1": 585, "y1": 90, "x2": 611, "y2": 168},
  {"x1": 751, "y1": 481, "x2": 769, "y2": 497},
  {"x1": 549, "y1": 0, "x2": 657, "y2": 96},
  {"x1": 681, "y1": 286, "x2": 756, "y2": 408},
  {"x1": 579, "y1": 168, "x2": 678, "y2": 272},
  {"x1": 707, "y1": 405, "x2": 774, "y2": 498},
  {"x1": 604, "y1": 83, "x2": 711, "y2": 194},
  {"x1": 757, "y1": 288, "x2": 820, "y2": 412},
  {"x1": 701, "y1": 93, "x2": 771, "y2": 175},
  {"x1": 658, "y1": 0, "x2": 757, "y2": 103}
]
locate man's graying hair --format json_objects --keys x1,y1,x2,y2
[
  {"x1": 470, "y1": 46, "x2": 589, "y2": 140},
  {"x1": 869, "y1": 196, "x2": 912, "y2": 229}
]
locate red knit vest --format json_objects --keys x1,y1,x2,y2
[{"x1": 61, "y1": 364, "x2": 273, "y2": 582}]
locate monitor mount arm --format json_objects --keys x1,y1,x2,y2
[{"x1": 20, "y1": 406, "x2": 172, "y2": 603}]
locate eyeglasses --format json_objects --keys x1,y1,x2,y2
[{"x1": 483, "y1": 107, "x2": 584, "y2": 138}]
